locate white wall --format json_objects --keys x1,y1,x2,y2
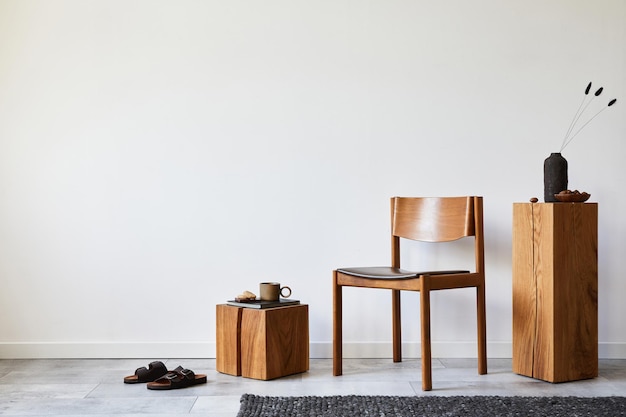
[{"x1": 0, "y1": 0, "x2": 624, "y2": 359}]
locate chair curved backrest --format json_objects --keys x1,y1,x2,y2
[
  {"x1": 392, "y1": 196, "x2": 476, "y2": 242},
  {"x1": 391, "y1": 196, "x2": 484, "y2": 274}
]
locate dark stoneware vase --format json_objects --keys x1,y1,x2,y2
[{"x1": 544, "y1": 153, "x2": 568, "y2": 202}]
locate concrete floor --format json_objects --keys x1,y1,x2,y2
[{"x1": 1, "y1": 358, "x2": 625, "y2": 416}]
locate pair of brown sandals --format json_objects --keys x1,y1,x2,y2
[{"x1": 123, "y1": 361, "x2": 207, "y2": 390}]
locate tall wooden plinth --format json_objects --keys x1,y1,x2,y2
[
  {"x1": 512, "y1": 202, "x2": 598, "y2": 383},
  {"x1": 216, "y1": 304, "x2": 309, "y2": 380}
]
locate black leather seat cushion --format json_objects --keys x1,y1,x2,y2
[{"x1": 337, "y1": 267, "x2": 469, "y2": 279}]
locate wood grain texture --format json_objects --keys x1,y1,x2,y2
[
  {"x1": 216, "y1": 304, "x2": 242, "y2": 376},
  {"x1": 241, "y1": 304, "x2": 309, "y2": 380},
  {"x1": 549, "y1": 203, "x2": 598, "y2": 382},
  {"x1": 512, "y1": 203, "x2": 536, "y2": 377},
  {"x1": 392, "y1": 196, "x2": 474, "y2": 242},
  {"x1": 512, "y1": 203, "x2": 597, "y2": 383}
]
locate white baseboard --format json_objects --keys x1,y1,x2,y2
[
  {"x1": 314, "y1": 342, "x2": 626, "y2": 360},
  {"x1": 1, "y1": 341, "x2": 625, "y2": 359},
  {"x1": 309, "y1": 341, "x2": 514, "y2": 359},
  {"x1": 0, "y1": 342, "x2": 215, "y2": 359}
]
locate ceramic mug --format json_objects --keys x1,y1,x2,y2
[{"x1": 259, "y1": 282, "x2": 292, "y2": 301}]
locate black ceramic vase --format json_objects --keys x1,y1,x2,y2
[{"x1": 544, "y1": 153, "x2": 568, "y2": 202}]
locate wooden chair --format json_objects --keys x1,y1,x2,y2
[{"x1": 332, "y1": 196, "x2": 487, "y2": 391}]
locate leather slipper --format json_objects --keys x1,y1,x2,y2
[
  {"x1": 123, "y1": 361, "x2": 169, "y2": 384},
  {"x1": 147, "y1": 368, "x2": 207, "y2": 390}
]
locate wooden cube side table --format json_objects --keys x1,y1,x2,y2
[
  {"x1": 512, "y1": 202, "x2": 598, "y2": 383},
  {"x1": 216, "y1": 304, "x2": 309, "y2": 380}
]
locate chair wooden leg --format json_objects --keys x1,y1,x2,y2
[
  {"x1": 477, "y1": 283, "x2": 487, "y2": 375},
  {"x1": 333, "y1": 270, "x2": 343, "y2": 376},
  {"x1": 392, "y1": 289, "x2": 401, "y2": 362},
  {"x1": 420, "y1": 277, "x2": 432, "y2": 391}
]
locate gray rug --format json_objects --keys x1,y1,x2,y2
[{"x1": 237, "y1": 394, "x2": 626, "y2": 416}]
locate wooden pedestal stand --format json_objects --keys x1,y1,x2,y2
[{"x1": 512, "y1": 202, "x2": 598, "y2": 383}]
